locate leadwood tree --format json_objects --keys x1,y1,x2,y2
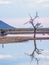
[{"x1": 24, "y1": 12, "x2": 43, "y2": 65}]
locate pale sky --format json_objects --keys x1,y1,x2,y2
[
  {"x1": 0, "y1": 0, "x2": 49, "y2": 28},
  {"x1": 0, "y1": 1, "x2": 49, "y2": 65},
  {"x1": 0, "y1": 0, "x2": 49, "y2": 18}
]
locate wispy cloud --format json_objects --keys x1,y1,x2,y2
[
  {"x1": 35, "y1": 0, "x2": 49, "y2": 3},
  {"x1": 44, "y1": 4, "x2": 49, "y2": 7},
  {"x1": 21, "y1": 0, "x2": 49, "y2": 4},
  {"x1": 20, "y1": 0, "x2": 49, "y2": 9},
  {"x1": 42, "y1": 50, "x2": 49, "y2": 53},
  {"x1": 20, "y1": 61, "x2": 49, "y2": 65},
  {"x1": 0, "y1": 0, "x2": 12, "y2": 4},
  {"x1": 37, "y1": 54, "x2": 49, "y2": 59},
  {"x1": 42, "y1": 62, "x2": 49, "y2": 65},
  {"x1": 19, "y1": 63, "x2": 35, "y2": 65},
  {"x1": 0, "y1": 54, "x2": 13, "y2": 59},
  {"x1": 17, "y1": 61, "x2": 49, "y2": 65},
  {"x1": 0, "y1": 54, "x2": 24, "y2": 60},
  {"x1": 35, "y1": 50, "x2": 49, "y2": 59}
]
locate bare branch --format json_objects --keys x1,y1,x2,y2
[
  {"x1": 35, "y1": 23, "x2": 43, "y2": 29},
  {"x1": 24, "y1": 12, "x2": 39, "y2": 28},
  {"x1": 24, "y1": 21, "x2": 28, "y2": 25},
  {"x1": 35, "y1": 58, "x2": 39, "y2": 65}
]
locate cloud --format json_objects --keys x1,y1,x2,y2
[
  {"x1": 17, "y1": 61, "x2": 49, "y2": 65},
  {"x1": 34, "y1": 50, "x2": 49, "y2": 59},
  {"x1": 0, "y1": 54, "x2": 23, "y2": 60},
  {"x1": 0, "y1": 54, "x2": 13, "y2": 59},
  {"x1": 42, "y1": 50, "x2": 49, "y2": 53},
  {"x1": 35, "y1": 0, "x2": 49, "y2": 3},
  {"x1": 18, "y1": 62, "x2": 35, "y2": 65},
  {"x1": 21, "y1": 0, "x2": 49, "y2": 4},
  {"x1": 19, "y1": 0, "x2": 49, "y2": 9},
  {"x1": 42, "y1": 62, "x2": 49, "y2": 65},
  {"x1": 44, "y1": 4, "x2": 49, "y2": 7},
  {"x1": 0, "y1": 0, "x2": 12, "y2": 4},
  {"x1": 37, "y1": 55, "x2": 49, "y2": 59}
]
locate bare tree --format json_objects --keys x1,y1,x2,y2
[{"x1": 24, "y1": 12, "x2": 43, "y2": 65}]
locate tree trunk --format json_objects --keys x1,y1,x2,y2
[{"x1": 34, "y1": 29, "x2": 36, "y2": 50}]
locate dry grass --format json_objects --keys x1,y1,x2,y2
[
  {"x1": 0, "y1": 36, "x2": 49, "y2": 44},
  {"x1": 0, "y1": 36, "x2": 33, "y2": 44}
]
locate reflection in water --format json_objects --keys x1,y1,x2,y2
[
  {"x1": 2, "y1": 44, "x2": 4, "y2": 48},
  {"x1": 0, "y1": 40, "x2": 49, "y2": 65}
]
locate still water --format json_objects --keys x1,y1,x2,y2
[{"x1": 0, "y1": 34, "x2": 49, "y2": 65}]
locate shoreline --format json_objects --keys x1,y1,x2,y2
[{"x1": 0, "y1": 36, "x2": 49, "y2": 44}]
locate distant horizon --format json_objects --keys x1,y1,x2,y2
[{"x1": 0, "y1": 17, "x2": 49, "y2": 28}]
